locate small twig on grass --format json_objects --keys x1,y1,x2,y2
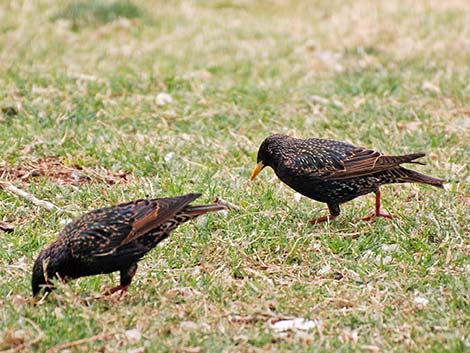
[
  {"x1": 0, "y1": 180, "x2": 63, "y2": 212},
  {"x1": 339, "y1": 232, "x2": 360, "y2": 239},
  {"x1": 45, "y1": 332, "x2": 112, "y2": 353},
  {"x1": 213, "y1": 196, "x2": 242, "y2": 210},
  {"x1": 4, "y1": 317, "x2": 45, "y2": 353},
  {"x1": 0, "y1": 220, "x2": 14, "y2": 233}
]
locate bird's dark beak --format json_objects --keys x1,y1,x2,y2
[{"x1": 249, "y1": 162, "x2": 264, "y2": 181}]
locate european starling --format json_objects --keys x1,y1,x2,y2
[
  {"x1": 250, "y1": 134, "x2": 445, "y2": 223},
  {"x1": 32, "y1": 193, "x2": 226, "y2": 297}
]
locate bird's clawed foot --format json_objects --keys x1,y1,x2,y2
[
  {"x1": 104, "y1": 285, "x2": 129, "y2": 299},
  {"x1": 362, "y1": 190, "x2": 393, "y2": 221},
  {"x1": 310, "y1": 215, "x2": 337, "y2": 224},
  {"x1": 310, "y1": 204, "x2": 339, "y2": 224},
  {"x1": 362, "y1": 209, "x2": 392, "y2": 222}
]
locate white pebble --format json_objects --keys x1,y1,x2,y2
[
  {"x1": 414, "y1": 296, "x2": 429, "y2": 307},
  {"x1": 318, "y1": 265, "x2": 331, "y2": 275},
  {"x1": 293, "y1": 193, "x2": 302, "y2": 202},
  {"x1": 125, "y1": 328, "x2": 142, "y2": 344},
  {"x1": 381, "y1": 244, "x2": 399, "y2": 252},
  {"x1": 271, "y1": 318, "x2": 319, "y2": 332},
  {"x1": 164, "y1": 152, "x2": 174, "y2": 162},
  {"x1": 156, "y1": 93, "x2": 173, "y2": 106}
]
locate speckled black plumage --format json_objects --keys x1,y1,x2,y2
[
  {"x1": 251, "y1": 134, "x2": 445, "y2": 223},
  {"x1": 32, "y1": 193, "x2": 226, "y2": 296}
]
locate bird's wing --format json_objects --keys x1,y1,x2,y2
[
  {"x1": 287, "y1": 142, "x2": 425, "y2": 180},
  {"x1": 63, "y1": 194, "x2": 201, "y2": 258},
  {"x1": 327, "y1": 148, "x2": 425, "y2": 180},
  {"x1": 119, "y1": 193, "x2": 201, "y2": 246},
  {"x1": 63, "y1": 209, "x2": 134, "y2": 258},
  {"x1": 284, "y1": 140, "x2": 354, "y2": 178}
]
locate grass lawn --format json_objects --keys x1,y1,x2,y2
[{"x1": 0, "y1": 0, "x2": 469, "y2": 351}]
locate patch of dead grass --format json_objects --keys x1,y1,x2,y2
[{"x1": 0, "y1": 156, "x2": 131, "y2": 186}]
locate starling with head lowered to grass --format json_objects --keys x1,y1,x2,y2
[
  {"x1": 250, "y1": 134, "x2": 445, "y2": 224},
  {"x1": 32, "y1": 193, "x2": 227, "y2": 297}
]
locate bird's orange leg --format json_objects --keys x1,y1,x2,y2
[
  {"x1": 104, "y1": 285, "x2": 129, "y2": 298},
  {"x1": 362, "y1": 190, "x2": 392, "y2": 221},
  {"x1": 310, "y1": 204, "x2": 338, "y2": 224},
  {"x1": 310, "y1": 214, "x2": 337, "y2": 224}
]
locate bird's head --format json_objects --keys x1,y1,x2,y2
[
  {"x1": 32, "y1": 240, "x2": 68, "y2": 297},
  {"x1": 250, "y1": 134, "x2": 289, "y2": 181}
]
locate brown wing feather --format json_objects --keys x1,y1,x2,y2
[
  {"x1": 120, "y1": 193, "x2": 201, "y2": 246},
  {"x1": 63, "y1": 193, "x2": 202, "y2": 259},
  {"x1": 327, "y1": 147, "x2": 426, "y2": 180}
]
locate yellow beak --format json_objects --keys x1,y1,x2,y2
[{"x1": 249, "y1": 162, "x2": 265, "y2": 181}]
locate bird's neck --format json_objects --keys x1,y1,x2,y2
[{"x1": 42, "y1": 239, "x2": 71, "y2": 279}]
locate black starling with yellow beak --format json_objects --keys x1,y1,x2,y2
[{"x1": 250, "y1": 134, "x2": 445, "y2": 224}]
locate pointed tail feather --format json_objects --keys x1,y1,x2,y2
[
  {"x1": 403, "y1": 152, "x2": 426, "y2": 166},
  {"x1": 380, "y1": 152, "x2": 426, "y2": 166},
  {"x1": 401, "y1": 168, "x2": 446, "y2": 188},
  {"x1": 181, "y1": 203, "x2": 227, "y2": 217}
]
